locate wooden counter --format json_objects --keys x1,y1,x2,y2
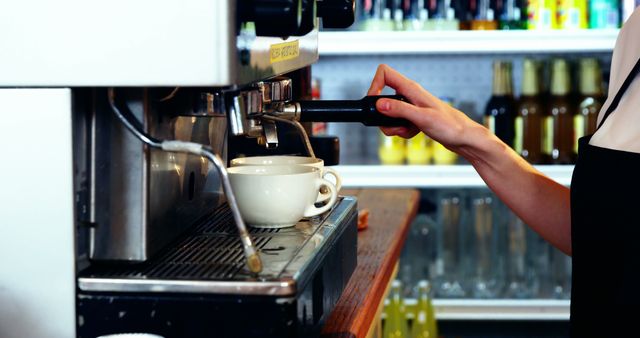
[{"x1": 321, "y1": 189, "x2": 420, "y2": 338}]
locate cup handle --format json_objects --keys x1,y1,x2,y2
[
  {"x1": 304, "y1": 178, "x2": 338, "y2": 218},
  {"x1": 322, "y1": 167, "x2": 342, "y2": 191},
  {"x1": 317, "y1": 167, "x2": 342, "y2": 202}
]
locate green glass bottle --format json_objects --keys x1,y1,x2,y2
[
  {"x1": 499, "y1": 0, "x2": 526, "y2": 29},
  {"x1": 411, "y1": 280, "x2": 439, "y2": 338},
  {"x1": 384, "y1": 280, "x2": 409, "y2": 338}
]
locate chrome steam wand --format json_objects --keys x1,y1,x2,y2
[{"x1": 107, "y1": 88, "x2": 263, "y2": 274}]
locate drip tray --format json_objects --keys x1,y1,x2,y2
[{"x1": 78, "y1": 196, "x2": 357, "y2": 296}]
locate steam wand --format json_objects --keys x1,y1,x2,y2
[{"x1": 107, "y1": 88, "x2": 263, "y2": 274}]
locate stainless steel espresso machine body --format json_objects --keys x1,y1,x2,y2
[{"x1": 0, "y1": 1, "x2": 359, "y2": 337}]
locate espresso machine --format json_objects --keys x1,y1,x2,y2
[
  {"x1": 0, "y1": 1, "x2": 363, "y2": 338},
  {"x1": 0, "y1": 1, "x2": 410, "y2": 337}
]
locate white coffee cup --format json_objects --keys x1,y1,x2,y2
[
  {"x1": 230, "y1": 155, "x2": 342, "y2": 202},
  {"x1": 227, "y1": 165, "x2": 338, "y2": 228}
]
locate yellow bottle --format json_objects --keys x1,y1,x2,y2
[
  {"x1": 558, "y1": 0, "x2": 588, "y2": 29},
  {"x1": 432, "y1": 142, "x2": 457, "y2": 165},
  {"x1": 411, "y1": 311, "x2": 430, "y2": 338},
  {"x1": 431, "y1": 98, "x2": 458, "y2": 165},
  {"x1": 527, "y1": 0, "x2": 557, "y2": 29},
  {"x1": 406, "y1": 133, "x2": 432, "y2": 165},
  {"x1": 379, "y1": 132, "x2": 406, "y2": 165},
  {"x1": 384, "y1": 280, "x2": 409, "y2": 338},
  {"x1": 411, "y1": 280, "x2": 438, "y2": 338}
]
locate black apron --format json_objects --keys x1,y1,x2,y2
[{"x1": 570, "y1": 57, "x2": 640, "y2": 336}]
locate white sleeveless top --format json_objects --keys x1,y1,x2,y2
[{"x1": 590, "y1": 7, "x2": 640, "y2": 153}]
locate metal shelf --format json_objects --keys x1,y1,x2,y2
[
  {"x1": 334, "y1": 165, "x2": 574, "y2": 188},
  {"x1": 432, "y1": 299, "x2": 570, "y2": 321},
  {"x1": 319, "y1": 29, "x2": 618, "y2": 55},
  {"x1": 394, "y1": 298, "x2": 570, "y2": 321}
]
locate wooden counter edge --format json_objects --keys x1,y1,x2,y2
[{"x1": 321, "y1": 189, "x2": 420, "y2": 338}]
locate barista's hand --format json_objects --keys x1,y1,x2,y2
[
  {"x1": 367, "y1": 64, "x2": 484, "y2": 156},
  {"x1": 369, "y1": 65, "x2": 573, "y2": 257}
]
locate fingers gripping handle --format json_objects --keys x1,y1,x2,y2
[
  {"x1": 297, "y1": 95, "x2": 411, "y2": 127},
  {"x1": 361, "y1": 95, "x2": 409, "y2": 126}
]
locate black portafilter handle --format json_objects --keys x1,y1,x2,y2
[{"x1": 296, "y1": 95, "x2": 411, "y2": 127}]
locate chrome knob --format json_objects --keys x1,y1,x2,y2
[
  {"x1": 228, "y1": 89, "x2": 263, "y2": 137},
  {"x1": 242, "y1": 89, "x2": 263, "y2": 115},
  {"x1": 259, "y1": 77, "x2": 293, "y2": 104}
]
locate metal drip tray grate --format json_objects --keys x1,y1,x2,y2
[
  {"x1": 83, "y1": 204, "x2": 279, "y2": 281},
  {"x1": 78, "y1": 197, "x2": 358, "y2": 296}
]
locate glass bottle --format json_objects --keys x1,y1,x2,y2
[
  {"x1": 400, "y1": 214, "x2": 437, "y2": 296},
  {"x1": 379, "y1": 132, "x2": 406, "y2": 165},
  {"x1": 527, "y1": 0, "x2": 557, "y2": 29},
  {"x1": 484, "y1": 61, "x2": 516, "y2": 148},
  {"x1": 550, "y1": 248, "x2": 572, "y2": 299},
  {"x1": 411, "y1": 280, "x2": 438, "y2": 338},
  {"x1": 456, "y1": 0, "x2": 474, "y2": 30},
  {"x1": 471, "y1": 196, "x2": 501, "y2": 298},
  {"x1": 505, "y1": 215, "x2": 533, "y2": 298},
  {"x1": 384, "y1": 280, "x2": 409, "y2": 338},
  {"x1": 471, "y1": 0, "x2": 498, "y2": 30},
  {"x1": 529, "y1": 229, "x2": 552, "y2": 297},
  {"x1": 435, "y1": 193, "x2": 467, "y2": 298},
  {"x1": 424, "y1": 0, "x2": 460, "y2": 30},
  {"x1": 499, "y1": 0, "x2": 526, "y2": 29},
  {"x1": 361, "y1": 0, "x2": 395, "y2": 31},
  {"x1": 589, "y1": 0, "x2": 620, "y2": 29},
  {"x1": 546, "y1": 59, "x2": 575, "y2": 164},
  {"x1": 433, "y1": 98, "x2": 459, "y2": 165},
  {"x1": 432, "y1": 141, "x2": 458, "y2": 165},
  {"x1": 392, "y1": 0, "x2": 405, "y2": 31},
  {"x1": 557, "y1": 0, "x2": 588, "y2": 29},
  {"x1": 515, "y1": 59, "x2": 545, "y2": 164},
  {"x1": 404, "y1": 0, "x2": 429, "y2": 30},
  {"x1": 574, "y1": 58, "x2": 604, "y2": 155},
  {"x1": 407, "y1": 132, "x2": 432, "y2": 165}
]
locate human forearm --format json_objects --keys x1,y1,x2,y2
[
  {"x1": 368, "y1": 64, "x2": 572, "y2": 255},
  {"x1": 461, "y1": 124, "x2": 572, "y2": 255}
]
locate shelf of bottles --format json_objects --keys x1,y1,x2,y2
[
  {"x1": 319, "y1": 1, "x2": 636, "y2": 56},
  {"x1": 329, "y1": 53, "x2": 607, "y2": 184},
  {"x1": 383, "y1": 188, "x2": 573, "y2": 324}
]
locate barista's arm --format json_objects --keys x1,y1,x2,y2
[{"x1": 368, "y1": 64, "x2": 572, "y2": 255}]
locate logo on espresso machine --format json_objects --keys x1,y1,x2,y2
[{"x1": 269, "y1": 40, "x2": 300, "y2": 64}]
